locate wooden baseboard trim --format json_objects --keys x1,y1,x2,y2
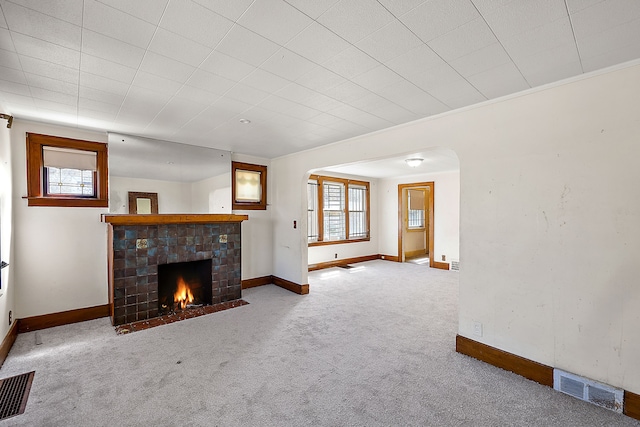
[
  {"x1": 456, "y1": 335, "x2": 554, "y2": 387},
  {"x1": 273, "y1": 276, "x2": 309, "y2": 295},
  {"x1": 308, "y1": 254, "x2": 380, "y2": 271},
  {"x1": 18, "y1": 304, "x2": 110, "y2": 333},
  {"x1": 380, "y1": 254, "x2": 399, "y2": 262},
  {"x1": 625, "y1": 390, "x2": 640, "y2": 421},
  {"x1": 433, "y1": 261, "x2": 450, "y2": 270},
  {"x1": 242, "y1": 275, "x2": 273, "y2": 289},
  {"x1": 0, "y1": 320, "x2": 19, "y2": 368}
]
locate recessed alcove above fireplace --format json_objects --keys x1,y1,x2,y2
[{"x1": 102, "y1": 214, "x2": 248, "y2": 326}]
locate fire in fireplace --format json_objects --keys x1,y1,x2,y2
[{"x1": 158, "y1": 259, "x2": 213, "y2": 315}]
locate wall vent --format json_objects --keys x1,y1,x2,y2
[
  {"x1": 553, "y1": 369, "x2": 623, "y2": 413},
  {"x1": 451, "y1": 260, "x2": 460, "y2": 271}
]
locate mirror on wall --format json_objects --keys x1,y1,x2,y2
[{"x1": 107, "y1": 133, "x2": 231, "y2": 214}]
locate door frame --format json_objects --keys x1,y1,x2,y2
[{"x1": 398, "y1": 182, "x2": 435, "y2": 268}]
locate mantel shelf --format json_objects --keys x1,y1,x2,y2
[{"x1": 101, "y1": 214, "x2": 248, "y2": 225}]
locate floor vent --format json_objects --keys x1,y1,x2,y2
[
  {"x1": 553, "y1": 369, "x2": 623, "y2": 413},
  {"x1": 0, "y1": 371, "x2": 35, "y2": 420},
  {"x1": 451, "y1": 260, "x2": 460, "y2": 271}
]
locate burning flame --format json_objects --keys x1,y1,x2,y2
[{"x1": 174, "y1": 276, "x2": 194, "y2": 310}]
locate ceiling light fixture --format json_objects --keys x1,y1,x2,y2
[
  {"x1": 239, "y1": 118, "x2": 251, "y2": 124},
  {"x1": 405, "y1": 158, "x2": 424, "y2": 167}
]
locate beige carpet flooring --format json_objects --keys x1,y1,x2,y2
[{"x1": 0, "y1": 260, "x2": 637, "y2": 426}]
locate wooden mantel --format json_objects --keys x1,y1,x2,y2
[{"x1": 101, "y1": 214, "x2": 248, "y2": 225}]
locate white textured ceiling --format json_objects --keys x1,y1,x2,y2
[{"x1": 1, "y1": 0, "x2": 639, "y2": 159}]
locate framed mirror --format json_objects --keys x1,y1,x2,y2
[{"x1": 128, "y1": 192, "x2": 158, "y2": 214}]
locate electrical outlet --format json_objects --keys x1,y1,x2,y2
[
  {"x1": 473, "y1": 321, "x2": 483, "y2": 337},
  {"x1": 441, "y1": 254, "x2": 446, "y2": 261},
  {"x1": 334, "y1": 253, "x2": 338, "y2": 259}
]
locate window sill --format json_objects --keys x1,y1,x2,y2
[
  {"x1": 25, "y1": 196, "x2": 108, "y2": 208},
  {"x1": 407, "y1": 227, "x2": 426, "y2": 232},
  {"x1": 308, "y1": 238, "x2": 370, "y2": 247}
]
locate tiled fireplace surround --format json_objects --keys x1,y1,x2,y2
[{"x1": 103, "y1": 215, "x2": 247, "y2": 326}]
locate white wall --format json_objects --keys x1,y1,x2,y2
[
  {"x1": 191, "y1": 173, "x2": 231, "y2": 214},
  {"x1": 378, "y1": 171, "x2": 460, "y2": 263},
  {"x1": 109, "y1": 176, "x2": 192, "y2": 213},
  {"x1": 11, "y1": 120, "x2": 109, "y2": 318},
  {"x1": 0, "y1": 108, "x2": 15, "y2": 339},
  {"x1": 231, "y1": 153, "x2": 273, "y2": 281},
  {"x1": 270, "y1": 63, "x2": 640, "y2": 394}
]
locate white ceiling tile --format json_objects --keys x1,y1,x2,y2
[
  {"x1": 328, "y1": 103, "x2": 394, "y2": 129},
  {"x1": 571, "y1": 0, "x2": 640, "y2": 39},
  {"x1": 306, "y1": 112, "x2": 345, "y2": 128},
  {"x1": 351, "y1": 65, "x2": 404, "y2": 91},
  {"x1": 324, "y1": 80, "x2": 372, "y2": 104},
  {"x1": 6, "y1": 0, "x2": 83, "y2": 25},
  {"x1": 215, "y1": 25, "x2": 280, "y2": 67},
  {"x1": 368, "y1": 101, "x2": 416, "y2": 124},
  {"x1": 79, "y1": 85, "x2": 126, "y2": 105},
  {"x1": 80, "y1": 71, "x2": 130, "y2": 96},
  {"x1": 286, "y1": 22, "x2": 351, "y2": 64},
  {"x1": 21, "y1": 55, "x2": 78, "y2": 84},
  {"x1": 276, "y1": 83, "x2": 319, "y2": 104},
  {"x1": 300, "y1": 92, "x2": 343, "y2": 112},
  {"x1": 78, "y1": 106, "x2": 116, "y2": 121},
  {"x1": 577, "y1": 17, "x2": 640, "y2": 70},
  {"x1": 466, "y1": 61, "x2": 530, "y2": 98},
  {"x1": 450, "y1": 43, "x2": 511, "y2": 77},
  {"x1": 0, "y1": 64, "x2": 25, "y2": 84},
  {"x1": 284, "y1": 0, "x2": 341, "y2": 19},
  {"x1": 12, "y1": 32, "x2": 80, "y2": 68},
  {"x1": 241, "y1": 68, "x2": 291, "y2": 93},
  {"x1": 376, "y1": 79, "x2": 447, "y2": 115},
  {"x1": 80, "y1": 53, "x2": 137, "y2": 84},
  {"x1": 116, "y1": 87, "x2": 173, "y2": 123},
  {"x1": 95, "y1": 0, "x2": 169, "y2": 25},
  {"x1": 295, "y1": 66, "x2": 346, "y2": 93},
  {"x1": 0, "y1": 78, "x2": 30, "y2": 96},
  {"x1": 33, "y1": 98, "x2": 77, "y2": 114},
  {"x1": 501, "y1": 17, "x2": 575, "y2": 61},
  {"x1": 428, "y1": 17, "x2": 497, "y2": 62},
  {"x1": 238, "y1": 106, "x2": 278, "y2": 124},
  {"x1": 282, "y1": 102, "x2": 321, "y2": 120},
  {"x1": 132, "y1": 71, "x2": 183, "y2": 95},
  {"x1": 30, "y1": 86, "x2": 77, "y2": 106},
  {"x1": 0, "y1": 29, "x2": 15, "y2": 52},
  {"x1": 25, "y1": 72, "x2": 78, "y2": 96},
  {"x1": 0, "y1": 48, "x2": 21, "y2": 69},
  {"x1": 0, "y1": 92, "x2": 34, "y2": 108},
  {"x1": 424, "y1": 78, "x2": 486, "y2": 109},
  {"x1": 258, "y1": 95, "x2": 300, "y2": 115},
  {"x1": 79, "y1": 97, "x2": 121, "y2": 114},
  {"x1": 160, "y1": 0, "x2": 234, "y2": 48},
  {"x1": 3, "y1": 2, "x2": 81, "y2": 50},
  {"x1": 186, "y1": 68, "x2": 236, "y2": 95},
  {"x1": 581, "y1": 43, "x2": 640, "y2": 72},
  {"x1": 470, "y1": 0, "x2": 514, "y2": 15},
  {"x1": 400, "y1": 0, "x2": 479, "y2": 42},
  {"x1": 83, "y1": 0, "x2": 156, "y2": 49},
  {"x1": 318, "y1": 0, "x2": 395, "y2": 43},
  {"x1": 260, "y1": 48, "x2": 317, "y2": 81},
  {"x1": 174, "y1": 84, "x2": 219, "y2": 105},
  {"x1": 224, "y1": 83, "x2": 270, "y2": 105},
  {"x1": 322, "y1": 46, "x2": 380, "y2": 79},
  {"x1": 238, "y1": 0, "x2": 313, "y2": 45},
  {"x1": 82, "y1": 29, "x2": 144, "y2": 69},
  {"x1": 514, "y1": 43, "x2": 580, "y2": 79},
  {"x1": 146, "y1": 96, "x2": 209, "y2": 130},
  {"x1": 348, "y1": 91, "x2": 391, "y2": 111},
  {"x1": 377, "y1": 0, "x2": 429, "y2": 16},
  {"x1": 521, "y1": 59, "x2": 583, "y2": 86},
  {"x1": 199, "y1": 51, "x2": 256, "y2": 82},
  {"x1": 192, "y1": 0, "x2": 254, "y2": 22},
  {"x1": 356, "y1": 20, "x2": 424, "y2": 63},
  {"x1": 148, "y1": 28, "x2": 212, "y2": 67},
  {"x1": 140, "y1": 52, "x2": 196, "y2": 84},
  {"x1": 565, "y1": 0, "x2": 604, "y2": 14},
  {"x1": 481, "y1": 0, "x2": 568, "y2": 40},
  {"x1": 384, "y1": 44, "x2": 445, "y2": 78},
  {"x1": 408, "y1": 63, "x2": 463, "y2": 92},
  {"x1": 0, "y1": 6, "x2": 7, "y2": 28}
]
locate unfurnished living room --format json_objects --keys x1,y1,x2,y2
[{"x1": 0, "y1": 0, "x2": 639, "y2": 426}]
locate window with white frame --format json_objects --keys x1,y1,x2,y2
[{"x1": 307, "y1": 175, "x2": 370, "y2": 245}]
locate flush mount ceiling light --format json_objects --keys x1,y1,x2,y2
[
  {"x1": 239, "y1": 118, "x2": 251, "y2": 124},
  {"x1": 405, "y1": 158, "x2": 424, "y2": 167}
]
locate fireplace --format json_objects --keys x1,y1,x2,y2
[
  {"x1": 158, "y1": 259, "x2": 213, "y2": 314},
  {"x1": 103, "y1": 214, "x2": 248, "y2": 326}
]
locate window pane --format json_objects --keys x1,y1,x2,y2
[
  {"x1": 235, "y1": 170, "x2": 262, "y2": 202},
  {"x1": 307, "y1": 180, "x2": 319, "y2": 242},
  {"x1": 46, "y1": 167, "x2": 95, "y2": 197},
  {"x1": 348, "y1": 184, "x2": 367, "y2": 239},
  {"x1": 407, "y1": 189, "x2": 425, "y2": 228},
  {"x1": 323, "y1": 182, "x2": 345, "y2": 241}
]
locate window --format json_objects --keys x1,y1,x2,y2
[
  {"x1": 232, "y1": 161, "x2": 267, "y2": 210},
  {"x1": 407, "y1": 189, "x2": 425, "y2": 229},
  {"x1": 308, "y1": 175, "x2": 370, "y2": 245},
  {"x1": 26, "y1": 133, "x2": 108, "y2": 207}
]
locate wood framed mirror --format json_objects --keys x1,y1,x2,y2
[{"x1": 128, "y1": 192, "x2": 158, "y2": 214}]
